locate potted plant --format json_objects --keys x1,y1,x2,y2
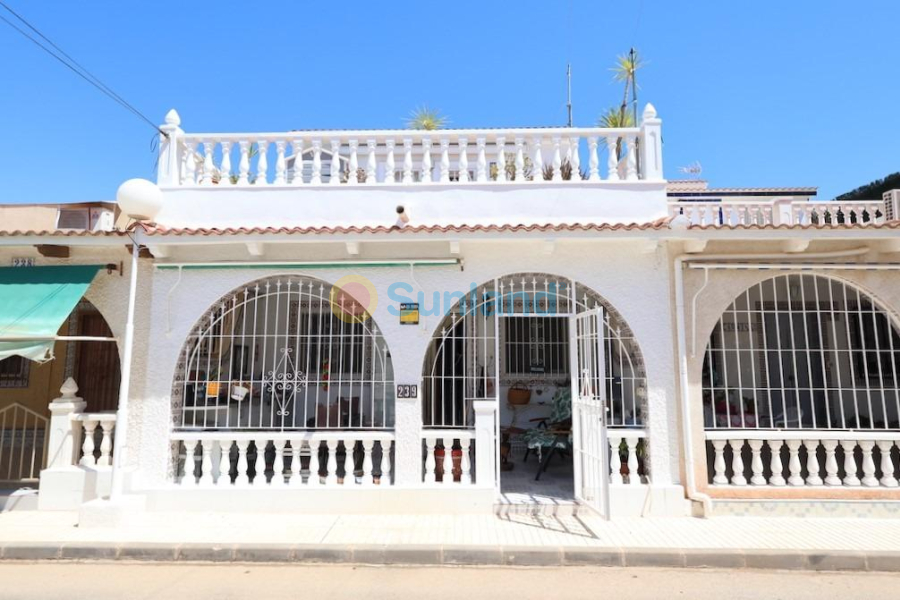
[{"x1": 507, "y1": 383, "x2": 531, "y2": 406}]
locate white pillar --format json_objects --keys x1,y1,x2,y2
[
  {"x1": 38, "y1": 379, "x2": 87, "y2": 510},
  {"x1": 638, "y1": 103, "x2": 663, "y2": 181},
  {"x1": 473, "y1": 401, "x2": 497, "y2": 488}
]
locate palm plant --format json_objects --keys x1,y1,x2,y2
[
  {"x1": 611, "y1": 49, "x2": 643, "y2": 127},
  {"x1": 406, "y1": 106, "x2": 448, "y2": 130},
  {"x1": 597, "y1": 107, "x2": 634, "y2": 161}
]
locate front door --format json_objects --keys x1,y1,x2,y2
[
  {"x1": 570, "y1": 307, "x2": 610, "y2": 518},
  {"x1": 75, "y1": 312, "x2": 121, "y2": 413}
]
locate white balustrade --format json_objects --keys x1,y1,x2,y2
[
  {"x1": 74, "y1": 413, "x2": 117, "y2": 467},
  {"x1": 421, "y1": 431, "x2": 475, "y2": 485},
  {"x1": 671, "y1": 200, "x2": 887, "y2": 227},
  {"x1": 172, "y1": 432, "x2": 394, "y2": 487},
  {"x1": 706, "y1": 431, "x2": 900, "y2": 488},
  {"x1": 607, "y1": 429, "x2": 647, "y2": 485},
  {"x1": 162, "y1": 122, "x2": 651, "y2": 188}
]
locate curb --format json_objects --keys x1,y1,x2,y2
[{"x1": 1, "y1": 543, "x2": 898, "y2": 571}]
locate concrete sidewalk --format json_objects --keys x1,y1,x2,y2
[{"x1": 1, "y1": 510, "x2": 899, "y2": 571}]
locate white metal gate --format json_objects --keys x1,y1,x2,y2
[
  {"x1": 571, "y1": 308, "x2": 610, "y2": 518},
  {"x1": 0, "y1": 403, "x2": 48, "y2": 484}
]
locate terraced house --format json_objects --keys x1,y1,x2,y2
[{"x1": 2, "y1": 104, "x2": 900, "y2": 525}]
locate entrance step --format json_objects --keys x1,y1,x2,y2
[{"x1": 0, "y1": 488, "x2": 39, "y2": 512}]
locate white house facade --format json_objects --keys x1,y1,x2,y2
[{"x1": 2, "y1": 103, "x2": 900, "y2": 524}]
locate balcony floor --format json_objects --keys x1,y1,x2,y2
[{"x1": 498, "y1": 450, "x2": 576, "y2": 509}]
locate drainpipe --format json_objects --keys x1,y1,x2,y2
[
  {"x1": 673, "y1": 245, "x2": 870, "y2": 518},
  {"x1": 110, "y1": 233, "x2": 141, "y2": 500}
]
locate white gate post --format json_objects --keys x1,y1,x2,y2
[
  {"x1": 473, "y1": 400, "x2": 497, "y2": 488},
  {"x1": 38, "y1": 378, "x2": 88, "y2": 510}
]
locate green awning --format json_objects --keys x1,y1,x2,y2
[{"x1": 0, "y1": 265, "x2": 103, "y2": 362}]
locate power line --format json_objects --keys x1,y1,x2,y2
[{"x1": 0, "y1": 2, "x2": 166, "y2": 137}]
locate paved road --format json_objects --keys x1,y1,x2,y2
[{"x1": 0, "y1": 563, "x2": 898, "y2": 600}]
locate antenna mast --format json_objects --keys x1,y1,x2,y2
[{"x1": 566, "y1": 63, "x2": 573, "y2": 127}]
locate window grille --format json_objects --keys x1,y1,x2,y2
[
  {"x1": 172, "y1": 276, "x2": 394, "y2": 431},
  {"x1": 0, "y1": 356, "x2": 30, "y2": 388},
  {"x1": 702, "y1": 274, "x2": 900, "y2": 431}
]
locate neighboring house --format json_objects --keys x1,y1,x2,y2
[{"x1": 2, "y1": 104, "x2": 900, "y2": 521}]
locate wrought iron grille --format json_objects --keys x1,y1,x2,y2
[
  {"x1": 702, "y1": 274, "x2": 900, "y2": 431},
  {"x1": 172, "y1": 276, "x2": 394, "y2": 431}
]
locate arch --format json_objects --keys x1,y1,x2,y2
[
  {"x1": 171, "y1": 275, "x2": 395, "y2": 431},
  {"x1": 702, "y1": 273, "x2": 900, "y2": 431},
  {"x1": 420, "y1": 272, "x2": 647, "y2": 429}
]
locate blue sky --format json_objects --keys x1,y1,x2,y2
[{"x1": 0, "y1": 0, "x2": 897, "y2": 204}]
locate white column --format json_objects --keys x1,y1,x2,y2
[
  {"x1": 803, "y1": 440, "x2": 823, "y2": 486},
  {"x1": 423, "y1": 438, "x2": 436, "y2": 484},
  {"x1": 877, "y1": 440, "x2": 898, "y2": 487},
  {"x1": 237, "y1": 141, "x2": 250, "y2": 186},
  {"x1": 495, "y1": 136, "x2": 506, "y2": 181},
  {"x1": 362, "y1": 439, "x2": 374, "y2": 486},
  {"x1": 568, "y1": 136, "x2": 580, "y2": 179},
  {"x1": 530, "y1": 136, "x2": 544, "y2": 181},
  {"x1": 605, "y1": 136, "x2": 620, "y2": 180},
  {"x1": 156, "y1": 109, "x2": 184, "y2": 187},
  {"x1": 786, "y1": 439, "x2": 804, "y2": 486},
  {"x1": 329, "y1": 139, "x2": 342, "y2": 185},
  {"x1": 365, "y1": 139, "x2": 377, "y2": 184},
  {"x1": 587, "y1": 136, "x2": 600, "y2": 181},
  {"x1": 326, "y1": 439, "x2": 338, "y2": 485},
  {"x1": 402, "y1": 138, "x2": 414, "y2": 183},
  {"x1": 457, "y1": 138, "x2": 469, "y2": 182},
  {"x1": 219, "y1": 141, "x2": 232, "y2": 186},
  {"x1": 767, "y1": 439, "x2": 786, "y2": 486},
  {"x1": 255, "y1": 141, "x2": 269, "y2": 185},
  {"x1": 274, "y1": 140, "x2": 287, "y2": 185},
  {"x1": 473, "y1": 401, "x2": 497, "y2": 488},
  {"x1": 551, "y1": 136, "x2": 562, "y2": 181},
  {"x1": 747, "y1": 439, "x2": 766, "y2": 485},
  {"x1": 184, "y1": 440, "x2": 200, "y2": 486},
  {"x1": 475, "y1": 137, "x2": 487, "y2": 182},
  {"x1": 80, "y1": 420, "x2": 98, "y2": 467},
  {"x1": 840, "y1": 440, "x2": 860, "y2": 486},
  {"x1": 200, "y1": 141, "x2": 215, "y2": 185},
  {"x1": 711, "y1": 439, "x2": 728, "y2": 485},
  {"x1": 384, "y1": 139, "x2": 396, "y2": 184},
  {"x1": 513, "y1": 137, "x2": 525, "y2": 181},
  {"x1": 310, "y1": 139, "x2": 323, "y2": 185},
  {"x1": 380, "y1": 438, "x2": 393, "y2": 485},
  {"x1": 859, "y1": 440, "x2": 879, "y2": 487},
  {"x1": 420, "y1": 138, "x2": 433, "y2": 183},
  {"x1": 439, "y1": 139, "x2": 450, "y2": 183},
  {"x1": 625, "y1": 436, "x2": 640, "y2": 485},
  {"x1": 460, "y1": 438, "x2": 472, "y2": 484},
  {"x1": 822, "y1": 439, "x2": 841, "y2": 486},
  {"x1": 639, "y1": 103, "x2": 663, "y2": 180},
  {"x1": 347, "y1": 139, "x2": 359, "y2": 185},
  {"x1": 728, "y1": 439, "x2": 747, "y2": 486},
  {"x1": 608, "y1": 435, "x2": 624, "y2": 484},
  {"x1": 625, "y1": 134, "x2": 638, "y2": 181}
]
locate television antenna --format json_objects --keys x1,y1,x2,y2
[{"x1": 678, "y1": 162, "x2": 703, "y2": 179}]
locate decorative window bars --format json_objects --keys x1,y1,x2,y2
[
  {"x1": 172, "y1": 276, "x2": 395, "y2": 431},
  {"x1": 702, "y1": 274, "x2": 900, "y2": 431}
]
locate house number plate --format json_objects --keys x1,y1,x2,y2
[{"x1": 396, "y1": 384, "x2": 418, "y2": 399}]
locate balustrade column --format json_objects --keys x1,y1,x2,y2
[
  {"x1": 803, "y1": 440, "x2": 823, "y2": 485},
  {"x1": 219, "y1": 142, "x2": 232, "y2": 186},
  {"x1": 459, "y1": 438, "x2": 472, "y2": 484},
  {"x1": 217, "y1": 440, "x2": 231, "y2": 485},
  {"x1": 384, "y1": 140, "x2": 396, "y2": 184},
  {"x1": 859, "y1": 440, "x2": 879, "y2": 487},
  {"x1": 458, "y1": 138, "x2": 469, "y2": 182},
  {"x1": 200, "y1": 142, "x2": 215, "y2": 185},
  {"x1": 840, "y1": 440, "x2": 861, "y2": 486},
  {"x1": 255, "y1": 141, "x2": 269, "y2": 186},
  {"x1": 97, "y1": 420, "x2": 114, "y2": 466},
  {"x1": 608, "y1": 435, "x2": 623, "y2": 484},
  {"x1": 441, "y1": 440, "x2": 452, "y2": 485},
  {"x1": 495, "y1": 136, "x2": 506, "y2": 181},
  {"x1": 551, "y1": 136, "x2": 562, "y2": 181},
  {"x1": 587, "y1": 136, "x2": 600, "y2": 181},
  {"x1": 605, "y1": 136, "x2": 619, "y2": 181},
  {"x1": 272, "y1": 439, "x2": 286, "y2": 486},
  {"x1": 514, "y1": 138, "x2": 525, "y2": 181},
  {"x1": 420, "y1": 138, "x2": 433, "y2": 183},
  {"x1": 475, "y1": 138, "x2": 487, "y2": 182},
  {"x1": 439, "y1": 140, "x2": 450, "y2": 183},
  {"x1": 235, "y1": 440, "x2": 250, "y2": 486},
  {"x1": 402, "y1": 138, "x2": 414, "y2": 183},
  {"x1": 728, "y1": 439, "x2": 747, "y2": 485},
  {"x1": 625, "y1": 135, "x2": 638, "y2": 180},
  {"x1": 424, "y1": 437, "x2": 437, "y2": 483},
  {"x1": 326, "y1": 439, "x2": 338, "y2": 485},
  {"x1": 379, "y1": 438, "x2": 392, "y2": 485},
  {"x1": 183, "y1": 142, "x2": 198, "y2": 185},
  {"x1": 183, "y1": 440, "x2": 200, "y2": 486},
  {"x1": 237, "y1": 141, "x2": 250, "y2": 186},
  {"x1": 329, "y1": 139, "x2": 342, "y2": 185},
  {"x1": 711, "y1": 439, "x2": 728, "y2": 485},
  {"x1": 625, "y1": 437, "x2": 640, "y2": 484},
  {"x1": 310, "y1": 139, "x2": 323, "y2": 185},
  {"x1": 530, "y1": 136, "x2": 544, "y2": 181},
  {"x1": 199, "y1": 440, "x2": 213, "y2": 486},
  {"x1": 822, "y1": 439, "x2": 841, "y2": 486},
  {"x1": 308, "y1": 441, "x2": 322, "y2": 486},
  {"x1": 768, "y1": 439, "x2": 786, "y2": 486},
  {"x1": 365, "y1": 139, "x2": 377, "y2": 184},
  {"x1": 747, "y1": 439, "x2": 766, "y2": 485},
  {"x1": 786, "y1": 439, "x2": 804, "y2": 486},
  {"x1": 877, "y1": 440, "x2": 898, "y2": 487},
  {"x1": 80, "y1": 420, "x2": 98, "y2": 467},
  {"x1": 347, "y1": 140, "x2": 359, "y2": 185},
  {"x1": 274, "y1": 141, "x2": 287, "y2": 184},
  {"x1": 362, "y1": 439, "x2": 374, "y2": 485},
  {"x1": 568, "y1": 136, "x2": 580, "y2": 179}
]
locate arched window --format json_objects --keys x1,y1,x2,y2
[
  {"x1": 421, "y1": 274, "x2": 647, "y2": 429},
  {"x1": 171, "y1": 276, "x2": 394, "y2": 431},
  {"x1": 702, "y1": 274, "x2": 900, "y2": 431}
]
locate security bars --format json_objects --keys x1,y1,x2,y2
[
  {"x1": 702, "y1": 274, "x2": 900, "y2": 431},
  {"x1": 172, "y1": 276, "x2": 394, "y2": 431}
]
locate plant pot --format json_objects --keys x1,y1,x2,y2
[
  {"x1": 507, "y1": 387, "x2": 531, "y2": 406},
  {"x1": 434, "y1": 447, "x2": 463, "y2": 482},
  {"x1": 231, "y1": 384, "x2": 249, "y2": 401}
]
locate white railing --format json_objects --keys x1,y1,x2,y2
[
  {"x1": 0, "y1": 403, "x2": 48, "y2": 483},
  {"x1": 669, "y1": 200, "x2": 886, "y2": 227},
  {"x1": 706, "y1": 431, "x2": 900, "y2": 488},
  {"x1": 608, "y1": 428, "x2": 648, "y2": 485},
  {"x1": 74, "y1": 413, "x2": 116, "y2": 467},
  {"x1": 171, "y1": 431, "x2": 394, "y2": 487},
  {"x1": 422, "y1": 431, "x2": 475, "y2": 485},
  {"x1": 157, "y1": 106, "x2": 664, "y2": 188}
]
